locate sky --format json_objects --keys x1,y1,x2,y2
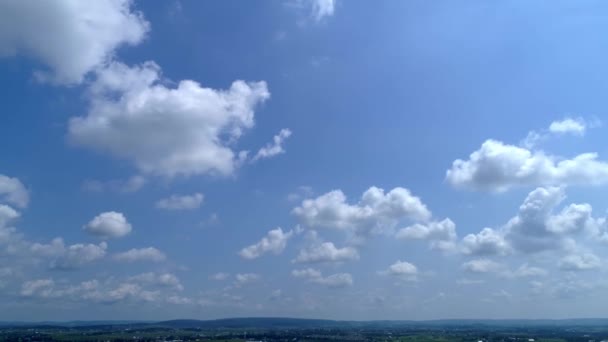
[{"x1": 2, "y1": 0, "x2": 608, "y2": 321}]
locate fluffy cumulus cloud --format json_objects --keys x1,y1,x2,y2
[
  {"x1": 30, "y1": 238, "x2": 107, "y2": 270},
  {"x1": 239, "y1": 228, "x2": 293, "y2": 259},
  {"x1": 156, "y1": 193, "x2": 204, "y2": 210},
  {"x1": 396, "y1": 218, "x2": 457, "y2": 251},
  {"x1": 83, "y1": 211, "x2": 132, "y2": 239},
  {"x1": 0, "y1": 0, "x2": 149, "y2": 84},
  {"x1": 549, "y1": 118, "x2": 587, "y2": 135},
  {"x1": 522, "y1": 117, "x2": 590, "y2": 148},
  {"x1": 460, "y1": 186, "x2": 606, "y2": 257},
  {"x1": 0, "y1": 175, "x2": 29, "y2": 209},
  {"x1": 293, "y1": 187, "x2": 431, "y2": 238},
  {"x1": 292, "y1": 268, "x2": 353, "y2": 288},
  {"x1": 462, "y1": 259, "x2": 504, "y2": 274},
  {"x1": 294, "y1": 241, "x2": 359, "y2": 263},
  {"x1": 381, "y1": 260, "x2": 418, "y2": 281},
  {"x1": 446, "y1": 140, "x2": 608, "y2": 192},
  {"x1": 461, "y1": 227, "x2": 510, "y2": 256},
  {"x1": 113, "y1": 247, "x2": 166, "y2": 263},
  {"x1": 68, "y1": 61, "x2": 270, "y2": 178},
  {"x1": 252, "y1": 128, "x2": 292, "y2": 162},
  {"x1": 19, "y1": 274, "x2": 186, "y2": 304},
  {"x1": 129, "y1": 272, "x2": 183, "y2": 291}
]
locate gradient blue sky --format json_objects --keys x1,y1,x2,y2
[{"x1": 2, "y1": 0, "x2": 608, "y2": 321}]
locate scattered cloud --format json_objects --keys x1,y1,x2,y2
[
  {"x1": 83, "y1": 211, "x2": 132, "y2": 239},
  {"x1": 30, "y1": 238, "x2": 107, "y2": 270},
  {"x1": 462, "y1": 259, "x2": 504, "y2": 274},
  {"x1": 396, "y1": 218, "x2": 457, "y2": 251},
  {"x1": 156, "y1": 193, "x2": 204, "y2": 210},
  {"x1": 234, "y1": 273, "x2": 260, "y2": 287},
  {"x1": 380, "y1": 260, "x2": 418, "y2": 281},
  {"x1": 252, "y1": 128, "x2": 292, "y2": 162},
  {"x1": 210, "y1": 272, "x2": 230, "y2": 281},
  {"x1": 292, "y1": 268, "x2": 353, "y2": 288},
  {"x1": 549, "y1": 118, "x2": 587, "y2": 135},
  {"x1": 294, "y1": 241, "x2": 359, "y2": 263},
  {"x1": 113, "y1": 247, "x2": 166, "y2": 262},
  {"x1": 239, "y1": 228, "x2": 293, "y2": 259}
]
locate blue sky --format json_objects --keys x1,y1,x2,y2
[{"x1": 2, "y1": 0, "x2": 608, "y2": 321}]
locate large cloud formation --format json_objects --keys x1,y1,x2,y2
[
  {"x1": 446, "y1": 140, "x2": 608, "y2": 192},
  {"x1": 293, "y1": 186, "x2": 431, "y2": 238},
  {"x1": 0, "y1": 0, "x2": 148, "y2": 84},
  {"x1": 69, "y1": 62, "x2": 270, "y2": 178}
]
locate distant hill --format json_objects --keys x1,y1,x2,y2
[{"x1": 3, "y1": 317, "x2": 608, "y2": 330}]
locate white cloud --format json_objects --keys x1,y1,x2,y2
[
  {"x1": 156, "y1": 193, "x2": 204, "y2": 210},
  {"x1": 252, "y1": 128, "x2": 292, "y2": 162},
  {"x1": 309, "y1": 0, "x2": 335, "y2": 21},
  {"x1": 0, "y1": 205, "x2": 19, "y2": 228},
  {"x1": 291, "y1": 268, "x2": 352, "y2": 288},
  {"x1": 234, "y1": 273, "x2": 260, "y2": 287},
  {"x1": 549, "y1": 118, "x2": 586, "y2": 135},
  {"x1": 82, "y1": 175, "x2": 146, "y2": 193},
  {"x1": 522, "y1": 117, "x2": 590, "y2": 149},
  {"x1": 381, "y1": 260, "x2": 418, "y2": 281},
  {"x1": 462, "y1": 259, "x2": 503, "y2": 273},
  {"x1": 0, "y1": 175, "x2": 28, "y2": 208},
  {"x1": 396, "y1": 218, "x2": 457, "y2": 251},
  {"x1": 461, "y1": 228, "x2": 510, "y2": 256},
  {"x1": 20, "y1": 279, "x2": 55, "y2": 297},
  {"x1": 129, "y1": 272, "x2": 183, "y2": 291},
  {"x1": 83, "y1": 211, "x2": 132, "y2": 239},
  {"x1": 239, "y1": 227, "x2": 293, "y2": 259},
  {"x1": 30, "y1": 238, "x2": 107, "y2": 270},
  {"x1": 0, "y1": 0, "x2": 149, "y2": 84},
  {"x1": 503, "y1": 187, "x2": 597, "y2": 253},
  {"x1": 209, "y1": 272, "x2": 230, "y2": 281},
  {"x1": 512, "y1": 263, "x2": 548, "y2": 278},
  {"x1": 293, "y1": 187, "x2": 431, "y2": 238},
  {"x1": 559, "y1": 253, "x2": 601, "y2": 271},
  {"x1": 113, "y1": 247, "x2": 166, "y2": 262},
  {"x1": 68, "y1": 61, "x2": 270, "y2": 178},
  {"x1": 446, "y1": 140, "x2": 608, "y2": 192},
  {"x1": 293, "y1": 241, "x2": 359, "y2": 263}
]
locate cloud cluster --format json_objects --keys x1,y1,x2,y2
[
  {"x1": 292, "y1": 268, "x2": 353, "y2": 288},
  {"x1": 294, "y1": 241, "x2": 359, "y2": 263},
  {"x1": 30, "y1": 238, "x2": 107, "y2": 270},
  {"x1": 293, "y1": 187, "x2": 431, "y2": 238},
  {"x1": 240, "y1": 228, "x2": 293, "y2": 259}
]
